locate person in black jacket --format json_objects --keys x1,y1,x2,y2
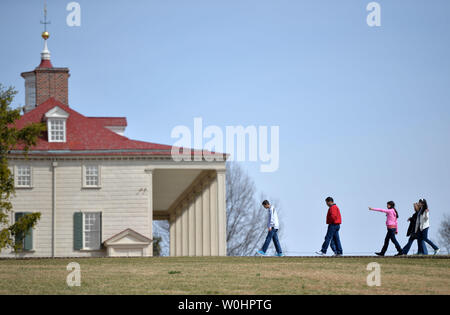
[{"x1": 402, "y1": 202, "x2": 420, "y2": 255}]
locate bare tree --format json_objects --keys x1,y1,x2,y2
[
  {"x1": 226, "y1": 162, "x2": 283, "y2": 256},
  {"x1": 438, "y1": 214, "x2": 450, "y2": 254},
  {"x1": 153, "y1": 220, "x2": 169, "y2": 256}
]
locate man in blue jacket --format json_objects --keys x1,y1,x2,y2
[{"x1": 257, "y1": 200, "x2": 284, "y2": 257}]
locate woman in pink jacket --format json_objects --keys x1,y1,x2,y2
[{"x1": 369, "y1": 201, "x2": 403, "y2": 256}]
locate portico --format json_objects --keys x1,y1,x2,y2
[{"x1": 151, "y1": 166, "x2": 227, "y2": 256}]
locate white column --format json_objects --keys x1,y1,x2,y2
[
  {"x1": 181, "y1": 202, "x2": 189, "y2": 256},
  {"x1": 209, "y1": 175, "x2": 219, "y2": 256},
  {"x1": 175, "y1": 207, "x2": 182, "y2": 256},
  {"x1": 169, "y1": 214, "x2": 176, "y2": 257},
  {"x1": 145, "y1": 168, "x2": 153, "y2": 256},
  {"x1": 202, "y1": 182, "x2": 211, "y2": 256},
  {"x1": 195, "y1": 191, "x2": 203, "y2": 256},
  {"x1": 188, "y1": 196, "x2": 196, "y2": 256},
  {"x1": 217, "y1": 170, "x2": 227, "y2": 256}
]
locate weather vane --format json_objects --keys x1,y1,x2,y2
[{"x1": 40, "y1": 0, "x2": 51, "y2": 39}]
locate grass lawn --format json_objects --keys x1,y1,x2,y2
[{"x1": 1, "y1": 256, "x2": 449, "y2": 295}]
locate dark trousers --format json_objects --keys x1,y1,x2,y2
[
  {"x1": 381, "y1": 228, "x2": 402, "y2": 254},
  {"x1": 261, "y1": 228, "x2": 282, "y2": 254},
  {"x1": 417, "y1": 227, "x2": 439, "y2": 254},
  {"x1": 402, "y1": 234, "x2": 418, "y2": 255},
  {"x1": 321, "y1": 224, "x2": 343, "y2": 254}
]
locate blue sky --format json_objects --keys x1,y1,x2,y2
[{"x1": 1, "y1": 0, "x2": 449, "y2": 255}]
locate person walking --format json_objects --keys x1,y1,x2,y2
[
  {"x1": 416, "y1": 199, "x2": 440, "y2": 255},
  {"x1": 402, "y1": 202, "x2": 420, "y2": 255},
  {"x1": 256, "y1": 200, "x2": 284, "y2": 257},
  {"x1": 316, "y1": 197, "x2": 343, "y2": 256},
  {"x1": 369, "y1": 201, "x2": 403, "y2": 256}
]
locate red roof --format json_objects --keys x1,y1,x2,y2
[
  {"x1": 87, "y1": 117, "x2": 127, "y2": 127},
  {"x1": 11, "y1": 98, "x2": 173, "y2": 156}
]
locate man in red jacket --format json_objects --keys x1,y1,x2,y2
[{"x1": 316, "y1": 197, "x2": 343, "y2": 256}]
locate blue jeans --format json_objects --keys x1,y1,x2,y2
[
  {"x1": 381, "y1": 228, "x2": 402, "y2": 254},
  {"x1": 417, "y1": 228, "x2": 438, "y2": 255},
  {"x1": 261, "y1": 228, "x2": 282, "y2": 254},
  {"x1": 321, "y1": 224, "x2": 343, "y2": 255},
  {"x1": 402, "y1": 234, "x2": 418, "y2": 255}
]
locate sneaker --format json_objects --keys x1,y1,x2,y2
[
  {"x1": 315, "y1": 251, "x2": 326, "y2": 256},
  {"x1": 276, "y1": 252, "x2": 285, "y2": 257},
  {"x1": 333, "y1": 253, "x2": 342, "y2": 257},
  {"x1": 375, "y1": 252, "x2": 384, "y2": 256},
  {"x1": 256, "y1": 250, "x2": 266, "y2": 256},
  {"x1": 395, "y1": 252, "x2": 404, "y2": 256},
  {"x1": 434, "y1": 248, "x2": 440, "y2": 255}
]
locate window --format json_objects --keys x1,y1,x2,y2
[
  {"x1": 44, "y1": 106, "x2": 69, "y2": 142},
  {"x1": 48, "y1": 119, "x2": 66, "y2": 142},
  {"x1": 84, "y1": 165, "x2": 100, "y2": 187},
  {"x1": 74, "y1": 212, "x2": 102, "y2": 250},
  {"x1": 83, "y1": 212, "x2": 101, "y2": 250},
  {"x1": 16, "y1": 165, "x2": 32, "y2": 187}
]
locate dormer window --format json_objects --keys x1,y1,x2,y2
[
  {"x1": 44, "y1": 106, "x2": 69, "y2": 143},
  {"x1": 48, "y1": 119, "x2": 66, "y2": 142}
]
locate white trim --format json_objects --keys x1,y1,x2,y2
[
  {"x1": 145, "y1": 168, "x2": 153, "y2": 251},
  {"x1": 105, "y1": 126, "x2": 126, "y2": 136},
  {"x1": 7, "y1": 155, "x2": 228, "y2": 165},
  {"x1": 44, "y1": 106, "x2": 69, "y2": 119},
  {"x1": 104, "y1": 229, "x2": 152, "y2": 245}
]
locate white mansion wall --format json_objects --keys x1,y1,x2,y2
[
  {"x1": 1, "y1": 160, "x2": 53, "y2": 258},
  {"x1": 54, "y1": 159, "x2": 152, "y2": 257},
  {"x1": 2, "y1": 158, "x2": 152, "y2": 258}
]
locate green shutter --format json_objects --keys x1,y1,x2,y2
[
  {"x1": 14, "y1": 212, "x2": 33, "y2": 251},
  {"x1": 23, "y1": 212, "x2": 33, "y2": 251},
  {"x1": 74, "y1": 212, "x2": 83, "y2": 250},
  {"x1": 99, "y1": 212, "x2": 102, "y2": 246},
  {"x1": 14, "y1": 212, "x2": 24, "y2": 248}
]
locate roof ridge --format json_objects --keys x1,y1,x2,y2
[{"x1": 87, "y1": 116, "x2": 127, "y2": 119}]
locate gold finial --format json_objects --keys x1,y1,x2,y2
[{"x1": 42, "y1": 31, "x2": 50, "y2": 40}]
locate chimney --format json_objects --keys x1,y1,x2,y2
[{"x1": 21, "y1": 30, "x2": 70, "y2": 113}]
